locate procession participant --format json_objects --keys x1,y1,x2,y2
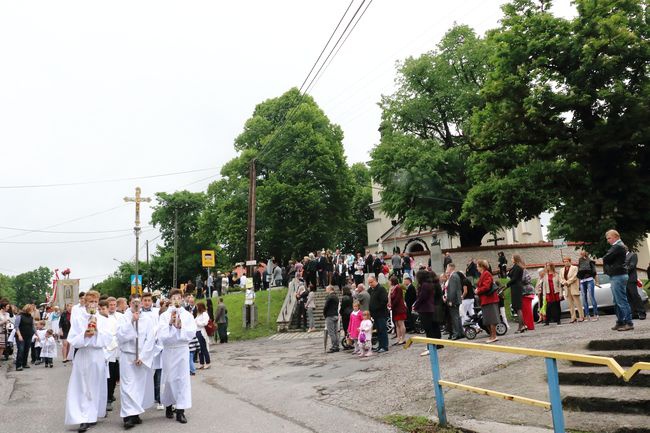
[
  {"x1": 158, "y1": 289, "x2": 197, "y2": 424},
  {"x1": 105, "y1": 297, "x2": 120, "y2": 412},
  {"x1": 70, "y1": 292, "x2": 86, "y2": 319},
  {"x1": 64, "y1": 290, "x2": 111, "y2": 433},
  {"x1": 117, "y1": 295, "x2": 156, "y2": 429},
  {"x1": 139, "y1": 292, "x2": 164, "y2": 410}
]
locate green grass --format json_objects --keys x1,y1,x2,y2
[
  {"x1": 383, "y1": 415, "x2": 468, "y2": 433},
  {"x1": 202, "y1": 288, "x2": 288, "y2": 341}
]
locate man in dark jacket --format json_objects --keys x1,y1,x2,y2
[
  {"x1": 625, "y1": 251, "x2": 646, "y2": 320},
  {"x1": 368, "y1": 276, "x2": 389, "y2": 353},
  {"x1": 323, "y1": 285, "x2": 339, "y2": 353},
  {"x1": 602, "y1": 229, "x2": 633, "y2": 331},
  {"x1": 445, "y1": 264, "x2": 465, "y2": 340}
]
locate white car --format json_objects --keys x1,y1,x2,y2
[{"x1": 512, "y1": 272, "x2": 648, "y2": 321}]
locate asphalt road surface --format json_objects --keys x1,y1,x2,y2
[{"x1": 0, "y1": 336, "x2": 398, "y2": 433}]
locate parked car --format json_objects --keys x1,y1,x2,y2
[{"x1": 511, "y1": 272, "x2": 648, "y2": 320}]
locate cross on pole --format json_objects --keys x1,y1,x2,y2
[{"x1": 124, "y1": 187, "x2": 151, "y2": 295}]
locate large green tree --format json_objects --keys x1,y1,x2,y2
[
  {"x1": 335, "y1": 162, "x2": 373, "y2": 254},
  {"x1": 202, "y1": 88, "x2": 353, "y2": 263},
  {"x1": 466, "y1": 0, "x2": 650, "y2": 255},
  {"x1": 13, "y1": 267, "x2": 52, "y2": 307},
  {"x1": 150, "y1": 190, "x2": 214, "y2": 288},
  {"x1": 370, "y1": 25, "x2": 492, "y2": 246},
  {"x1": 0, "y1": 273, "x2": 16, "y2": 303}
]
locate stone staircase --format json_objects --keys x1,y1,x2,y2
[
  {"x1": 288, "y1": 290, "x2": 330, "y2": 331},
  {"x1": 556, "y1": 338, "x2": 650, "y2": 432}
]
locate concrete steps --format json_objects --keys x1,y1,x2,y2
[
  {"x1": 558, "y1": 338, "x2": 650, "y2": 422},
  {"x1": 288, "y1": 290, "x2": 330, "y2": 332},
  {"x1": 561, "y1": 385, "x2": 650, "y2": 415}
]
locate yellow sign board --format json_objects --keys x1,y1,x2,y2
[{"x1": 201, "y1": 250, "x2": 216, "y2": 267}]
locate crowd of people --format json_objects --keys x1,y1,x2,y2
[
  {"x1": 286, "y1": 229, "x2": 647, "y2": 357},
  {"x1": 0, "y1": 229, "x2": 647, "y2": 430},
  {"x1": 0, "y1": 290, "x2": 230, "y2": 432}
]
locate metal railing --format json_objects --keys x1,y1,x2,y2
[
  {"x1": 276, "y1": 278, "x2": 300, "y2": 330},
  {"x1": 405, "y1": 336, "x2": 650, "y2": 433}
]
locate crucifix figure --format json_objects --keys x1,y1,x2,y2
[{"x1": 124, "y1": 187, "x2": 151, "y2": 295}]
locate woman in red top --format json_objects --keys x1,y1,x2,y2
[
  {"x1": 475, "y1": 260, "x2": 500, "y2": 343},
  {"x1": 388, "y1": 276, "x2": 407, "y2": 345}
]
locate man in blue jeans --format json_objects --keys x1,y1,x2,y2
[
  {"x1": 602, "y1": 229, "x2": 633, "y2": 331},
  {"x1": 368, "y1": 276, "x2": 389, "y2": 353}
]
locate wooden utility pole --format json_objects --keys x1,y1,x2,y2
[
  {"x1": 124, "y1": 187, "x2": 151, "y2": 295},
  {"x1": 246, "y1": 159, "x2": 257, "y2": 278}
]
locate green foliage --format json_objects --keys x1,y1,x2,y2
[
  {"x1": 335, "y1": 162, "x2": 373, "y2": 254},
  {"x1": 12, "y1": 267, "x2": 52, "y2": 307},
  {"x1": 467, "y1": 0, "x2": 650, "y2": 255},
  {"x1": 383, "y1": 414, "x2": 466, "y2": 433},
  {"x1": 150, "y1": 190, "x2": 215, "y2": 288},
  {"x1": 370, "y1": 25, "x2": 492, "y2": 246},
  {"x1": 203, "y1": 88, "x2": 354, "y2": 263},
  {"x1": 0, "y1": 273, "x2": 16, "y2": 303}
]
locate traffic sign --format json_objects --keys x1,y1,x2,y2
[
  {"x1": 202, "y1": 250, "x2": 216, "y2": 267},
  {"x1": 130, "y1": 274, "x2": 143, "y2": 295}
]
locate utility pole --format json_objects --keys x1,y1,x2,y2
[
  {"x1": 246, "y1": 159, "x2": 257, "y2": 278},
  {"x1": 173, "y1": 208, "x2": 178, "y2": 289},
  {"x1": 124, "y1": 187, "x2": 151, "y2": 295}
]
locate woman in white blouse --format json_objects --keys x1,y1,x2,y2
[{"x1": 194, "y1": 303, "x2": 211, "y2": 369}]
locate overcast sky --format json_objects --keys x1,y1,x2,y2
[{"x1": 0, "y1": 1, "x2": 575, "y2": 289}]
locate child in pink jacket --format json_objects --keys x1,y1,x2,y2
[{"x1": 347, "y1": 301, "x2": 363, "y2": 354}]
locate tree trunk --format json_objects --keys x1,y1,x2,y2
[{"x1": 458, "y1": 224, "x2": 487, "y2": 248}]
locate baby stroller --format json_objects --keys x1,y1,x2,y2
[{"x1": 463, "y1": 303, "x2": 508, "y2": 340}]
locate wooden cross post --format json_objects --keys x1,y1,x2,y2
[{"x1": 124, "y1": 187, "x2": 151, "y2": 295}]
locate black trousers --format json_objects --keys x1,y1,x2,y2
[
  {"x1": 217, "y1": 323, "x2": 228, "y2": 343},
  {"x1": 107, "y1": 360, "x2": 119, "y2": 402},
  {"x1": 31, "y1": 342, "x2": 39, "y2": 363},
  {"x1": 196, "y1": 332, "x2": 211, "y2": 365},
  {"x1": 296, "y1": 302, "x2": 307, "y2": 329},
  {"x1": 626, "y1": 281, "x2": 646, "y2": 316},
  {"x1": 419, "y1": 312, "x2": 442, "y2": 339},
  {"x1": 545, "y1": 301, "x2": 561, "y2": 324}
]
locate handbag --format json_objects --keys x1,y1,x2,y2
[{"x1": 205, "y1": 319, "x2": 216, "y2": 337}]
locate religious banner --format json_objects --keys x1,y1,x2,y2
[{"x1": 54, "y1": 279, "x2": 80, "y2": 310}]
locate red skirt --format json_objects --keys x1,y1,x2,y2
[
  {"x1": 522, "y1": 295, "x2": 535, "y2": 330},
  {"x1": 393, "y1": 313, "x2": 407, "y2": 322}
]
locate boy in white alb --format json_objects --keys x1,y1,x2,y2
[
  {"x1": 64, "y1": 290, "x2": 111, "y2": 433},
  {"x1": 32, "y1": 320, "x2": 47, "y2": 365},
  {"x1": 40, "y1": 329, "x2": 57, "y2": 367},
  {"x1": 158, "y1": 289, "x2": 196, "y2": 423},
  {"x1": 117, "y1": 295, "x2": 156, "y2": 429}
]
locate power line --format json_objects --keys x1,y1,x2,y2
[
  {"x1": 257, "y1": 0, "x2": 374, "y2": 163},
  {"x1": 0, "y1": 225, "x2": 151, "y2": 234},
  {"x1": 0, "y1": 166, "x2": 221, "y2": 189},
  {"x1": 304, "y1": 0, "x2": 373, "y2": 95},
  {"x1": 298, "y1": 0, "x2": 356, "y2": 93},
  {"x1": 0, "y1": 229, "x2": 154, "y2": 244},
  {"x1": 0, "y1": 204, "x2": 130, "y2": 242}
]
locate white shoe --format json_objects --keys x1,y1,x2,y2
[
  {"x1": 156, "y1": 403, "x2": 164, "y2": 410},
  {"x1": 419, "y1": 350, "x2": 430, "y2": 357}
]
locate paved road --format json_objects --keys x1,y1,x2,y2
[
  {"x1": 1, "y1": 314, "x2": 648, "y2": 433},
  {"x1": 0, "y1": 335, "x2": 397, "y2": 433}
]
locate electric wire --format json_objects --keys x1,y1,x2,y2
[
  {"x1": 0, "y1": 166, "x2": 221, "y2": 189},
  {"x1": 0, "y1": 229, "x2": 154, "y2": 244}
]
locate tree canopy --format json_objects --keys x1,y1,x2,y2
[
  {"x1": 370, "y1": 25, "x2": 492, "y2": 246},
  {"x1": 201, "y1": 88, "x2": 367, "y2": 263},
  {"x1": 466, "y1": 0, "x2": 650, "y2": 254}
]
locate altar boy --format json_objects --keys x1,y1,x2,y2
[
  {"x1": 117, "y1": 295, "x2": 156, "y2": 429},
  {"x1": 64, "y1": 290, "x2": 111, "y2": 432},
  {"x1": 158, "y1": 289, "x2": 196, "y2": 423}
]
